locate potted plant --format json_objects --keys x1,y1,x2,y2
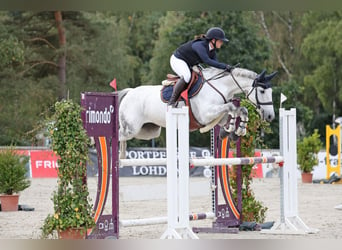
[
  {"x1": 297, "y1": 129, "x2": 323, "y2": 183},
  {"x1": 41, "y1": 100, "x2": 95, "y2": 239},
  {"x1": 0, "y1": 147, "x2": 30, "y2": 211}
]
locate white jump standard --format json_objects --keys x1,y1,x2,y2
[{"x1": 261, "y1": 108, "x2": 319, "y2": 234}]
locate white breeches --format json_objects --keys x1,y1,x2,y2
[{"x1": 170, "y1": 54, "x2": 191, "y2": 83}]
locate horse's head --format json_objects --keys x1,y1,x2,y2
[{"x1": 247, "y1": 69, "x2": 277, "y2": 122}]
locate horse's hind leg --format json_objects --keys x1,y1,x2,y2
[
  {"x1": 135, "y1": 124, "x2": 161, "y2": 140},
  {"x1": 119, "y1": 141, "x2": 127, "y2": 159}
]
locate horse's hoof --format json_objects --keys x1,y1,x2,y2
[
  {"x1": 235, "y1": 127, "x2": 246, "y2": 137},
  {"x1": 229, "y1": 132, "x2": 240, "y2": 142}
]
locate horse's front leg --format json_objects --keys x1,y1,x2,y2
[
  {"x1": 223, "y1": 114, "x2": 236, "y2": 134},
  {"x1": 198, "y1": 102, "x2": 238, "y2": 133},
  {"x1": 219, "y1": 106, "x2": 248, "y2": 140},
  {"x1": 217, "y1": 102, "x2": 239, "y2": 134},
  {"x1": 234, "y1": 107, "x2": 248, "y2": 136},
  {"x1": 203, "y1": 102, "x2": 238, "y2": 139}
]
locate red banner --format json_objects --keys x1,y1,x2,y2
[{"x1": 30, "y1": 150, "x2": 59, "y2": 178}]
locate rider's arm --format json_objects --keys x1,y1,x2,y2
[{"x1": 192, "y1": 41, "x2": 226, "y2": 69}]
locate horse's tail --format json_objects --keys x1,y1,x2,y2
[{"x1": 117, "y1": 88, "x2": 132, "y2": 106}]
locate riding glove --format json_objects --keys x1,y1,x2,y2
[{"x1": 225, "y1": 64, "x2": 234, "y2": 72}]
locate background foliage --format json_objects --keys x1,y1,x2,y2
[
  {"x1": 0, "y1": 147, "x2": 30, "y2": 195},
  {"x1": 0, "y1": 11, "x2": 339, "y2": 148},
  {"x1": 297, "y1": 129, "x2": 323, "y2": 173}
]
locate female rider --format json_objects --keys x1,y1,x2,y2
[{"x1": 168, "y1": 27, "x2": 233, "y2": 107}]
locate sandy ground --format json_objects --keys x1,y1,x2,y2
[{"x1": 0, "y1": 176, "x2": 342, "y2": 239}]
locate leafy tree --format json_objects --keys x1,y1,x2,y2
[
  {"x1": 0, "y1": 12, "x2": 60, "y2": 145},
  {"x1": 301, "y1": 11, "x2": 342, "y2": 116},
  {"x1": 0, "y1": 11, "x2": 142, "y2": 145}
]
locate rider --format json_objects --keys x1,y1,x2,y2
[{"x1": 168, "y1": 27, "x2": 234, "y2": 107}]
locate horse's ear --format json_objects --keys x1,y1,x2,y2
[
  {"x1": 257, "y1": 69, "x2": 267, "y2": 81},
  {"x1": 265, "y1": 71, "x2": 278, "y2": 82}
]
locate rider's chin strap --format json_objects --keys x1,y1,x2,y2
[{"x1": 210, "y1": 39, "x2": 217, "y2": 50}]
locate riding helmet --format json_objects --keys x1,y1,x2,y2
[{"x1": 205, "y1": 27, "x2": 229, "y2": 42}]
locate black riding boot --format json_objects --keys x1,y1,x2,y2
[{"x1": 168, "y1": 77, "x2": 187, "y2": 107}]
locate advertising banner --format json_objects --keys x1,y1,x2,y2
[{"x1": 30, "y1": 150, "x2": 59, "y2": 178}]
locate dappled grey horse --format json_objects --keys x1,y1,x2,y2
[{"x1": 118, "y1": 67, "x2": 277, "y2": 158}]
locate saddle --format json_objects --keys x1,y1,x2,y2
[
  {"x1": 160, "y1": 70, "x2": 205, "y2": 131},
  {"x1": 161, "y1": 71, "x2": 203, "y2": 103}
]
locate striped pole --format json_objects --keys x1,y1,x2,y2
[
  {"x1": 119, "y1": 156, "x2": 284, "y2": 168},
  {"x1": 120, "y1": 212, "x2": 215, "y2": 227}
]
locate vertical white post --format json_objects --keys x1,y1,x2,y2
[
  {"x1": 282, "y1": 108, "x2": 298, "y2": 218},
  {"x1": 262, "y1": 108, "x2": 319, "y2": 234},
  {"x1": 161, "y1": 107, "x2": 198, "y2": 239},
  {"x1": 166, "y1": 107, "x2": 178, "y2": 232},
  {"x1": 178, "y1": 108, "x2": 189, "y2": 229}
]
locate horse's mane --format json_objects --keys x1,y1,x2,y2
[{"x1": 203, "y1": 67, "x2": 257, "y2": 80}]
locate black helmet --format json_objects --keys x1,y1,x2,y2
[{"x1": 205, "y1": 27, "x2": 229, "y2": 42}]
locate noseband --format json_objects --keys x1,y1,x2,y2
[
  {"x1": 230, "y1": 72, "x2": 273, "y2": 109},
  {"x1": 246, "y1": 80, "x2": 273, "y2": 109}
]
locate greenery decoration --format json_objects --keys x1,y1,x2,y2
[
  {"x1": 0, "y1": 147, "x2": 30, "y2": 195},
  {"x1": 297, "y1": 129, "x2": 323, "y2": 173},
  {"x1": 41, "y1": 99, "x2": 95, "y2": 238},
  {"x1": 229, "y1": 99, "x2": 272, "y2": 223}
]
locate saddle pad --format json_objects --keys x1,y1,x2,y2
[{"x1": 161, "y1": 74, "x2": 204, "y2": 103}]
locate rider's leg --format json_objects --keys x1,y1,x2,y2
[
  {"x1": 168, "y1": 77, "x2": 187, "y2": 107},
  {"x1": 169, "y1": 55, "x2": 191, "y2": 107}
]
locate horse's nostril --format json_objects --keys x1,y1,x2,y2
[{"x1": 267, "y1": 115, "x2": 274, "y2": 121}]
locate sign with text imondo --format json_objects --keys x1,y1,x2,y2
[{"x1": 81, "y1": 92, "x2": 117, "y2": 137}]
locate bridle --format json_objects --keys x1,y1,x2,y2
[
  {"x1": 200, "y1": 67, "x2": 273, "y2": 108},
  {"x1": 231, "y1": 71, "x2": 273, "y2": 109}
]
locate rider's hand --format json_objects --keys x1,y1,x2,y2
[{"x1": 225, "y1": 64, "x2": 234, "y2": 72}]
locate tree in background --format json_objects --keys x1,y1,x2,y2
[
  {"x1": 301, "y1": 11, "x2": 342, "y2": 133},
  {"x1": 0, "y1": 12, "x2": 59, "y2": 145},
  {"x1": 0, "y1": 11, "x2": 141, "y2": 145}
]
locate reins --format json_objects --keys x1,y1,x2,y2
[
  {"x1": 199, "y1": 68, "x2": 228, "y2": 103},
  {"x1": 201, "y1": 67, "x2": 273, "y2": 108}
]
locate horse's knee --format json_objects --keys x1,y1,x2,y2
[
  {"x1": 239, "y1": 107, "x2": 248, "y2": 117},
  {"x1": 226, "y1": 102, "x2": 237, "y2": 113}
]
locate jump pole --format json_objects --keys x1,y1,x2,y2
[{"x1": 261, "y1": 108, "x2": 319, "y2": 234}]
